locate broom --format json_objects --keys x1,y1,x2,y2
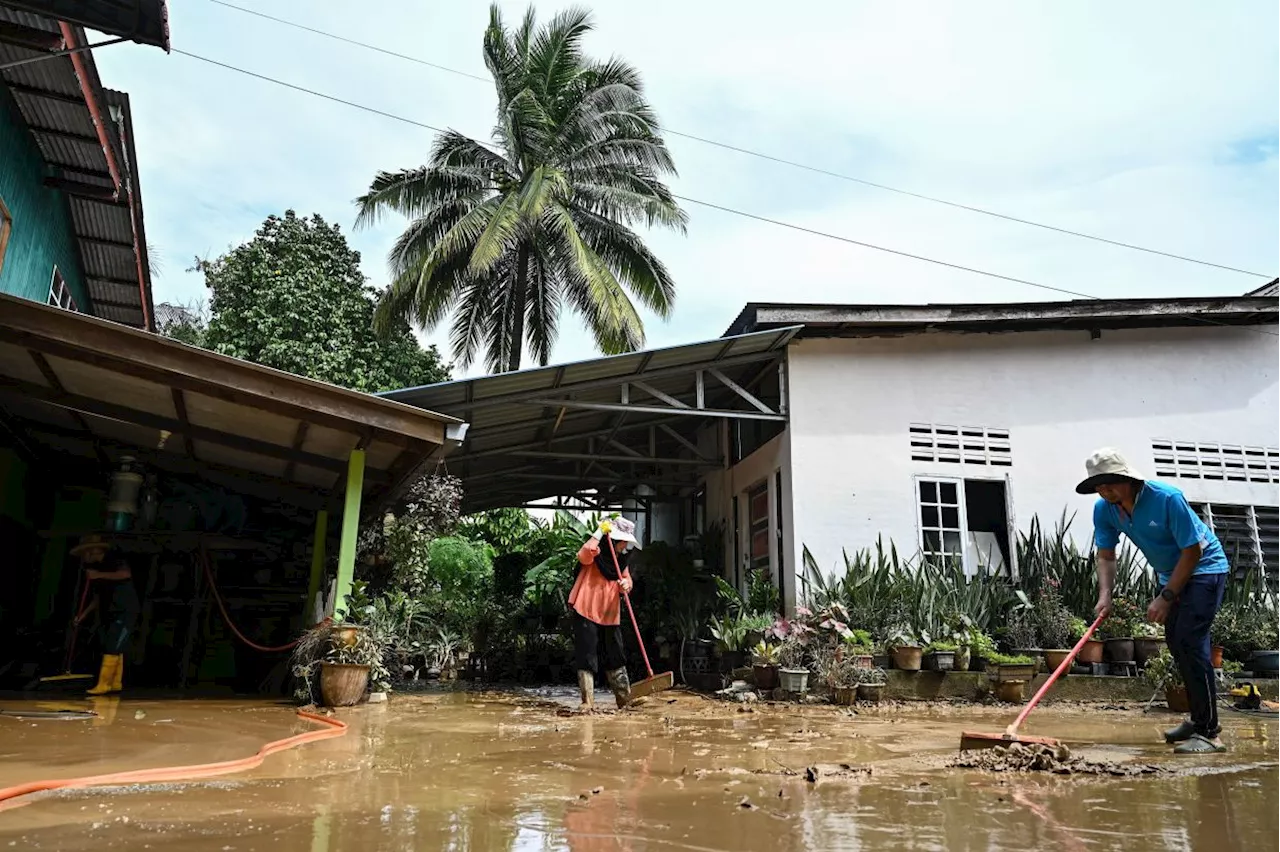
[
  {"x1": 601, "y1": 521, "x2": 674, "y2": 701},
  {"x1": 34, "y1": 574, "x2": 97, "y2": 688},
  {"x1": 959, "y1": 613, "x2": 1105, "y2": 751}
]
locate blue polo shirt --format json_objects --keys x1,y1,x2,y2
[{"x1": 1093, "y1": 480, "x2": 1229, "y2": 586}]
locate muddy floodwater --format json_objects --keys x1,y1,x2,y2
[{"x1": 1, "y1": 689, "x2": 1276, "y2": 850}]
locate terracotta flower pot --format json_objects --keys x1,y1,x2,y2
[
  {"x1": 994, "y1": 680, "x2": 1027, "y2": 703},
  {"x1": 1043, "y1": 650, "x2": 1074, "y2": 675},
  {"x1": 1078, "y1": 640, "x2": 1104, "y2": 665},
  {"x1": 1165, "y1": 684, "x2": 1190, "y2": 714},
  {"x1": 1211, "y1": 645, "x2": 1225, "y2": 669},
  {"x1": 320, "y1": 662, "x2": 370, "y2": 707},
  {"x1": 834, "y1": 686, "x2": 857, "y2": 706},
  {"x1": 891, "y1": 646, "x2": 923, "y2": 672}
]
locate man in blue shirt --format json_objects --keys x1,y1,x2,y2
[{"x1": 1078, "y1": 448, "x2": 1230, "y2": 754}]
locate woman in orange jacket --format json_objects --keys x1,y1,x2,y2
[{"x1": 568, "y1": 517, "x2": 640, "y2": 713}]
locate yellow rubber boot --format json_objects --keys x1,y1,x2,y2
[
  {"x1": 87, "y1": 655, "x2": 121, "y2": 695},
  {"x1": 111, "y1": 655, "x2": 124, "y2": 693}
]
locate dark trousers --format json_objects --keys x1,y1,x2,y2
[
  {"x1": 573, "y1": 611, "x2": 626, "y2": 675},
  {"x1": 1166, "y1": 574, "x2": 1227, "y2": 738}
]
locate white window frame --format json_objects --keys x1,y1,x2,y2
[
  {"x1": 915, "y1": 475, "x2": 968, "y2": 569},
  {"x1": 915, "y1": 474, "x2": 1016, "y2": 578},
  {"x1": 47, "y1": 265, "x2": 78, "y2": 312}
]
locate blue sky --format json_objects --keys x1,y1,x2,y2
[{"x1": 92, "y1": 1, "x2": 1279, "y2": 375}]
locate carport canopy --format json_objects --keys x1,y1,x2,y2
[
  {"x1": 382, "y1": 326, "x2": 799, "y2": 514},
  {"x1": 0, "y1": 293, "x2": 460, "y2": 516}
]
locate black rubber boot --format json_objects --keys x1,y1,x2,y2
[
  {"x1": 1163, "y1": 720, "x2": 1196, "y2": 743},
  {"x1": 606, "y1": 668, "x2": 633, "y2": 709}
]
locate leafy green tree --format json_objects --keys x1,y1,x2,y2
[
  {"x1": 189, "y1": 211, "x2": 449, "y2": 392},
  {"x1": 356, "y1": 4, "x2": 686, "y2": 373}
]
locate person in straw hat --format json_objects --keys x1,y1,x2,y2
[
  {"x1": 70, "y1": 534, "x2": 140, "y2": 695},
  {"x1": 569, "y1": 515, "x2": 642, "y2": 713},
  {"x1": 1077, "y1": 448, "x2": 1230, "y2": 754}
]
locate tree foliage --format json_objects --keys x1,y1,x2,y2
[
  {"x1": 356, "y1": 4, "x2": 686, "y2": 373},
  {"x1": 183, "y1": 211, "x2": 449, "y2": 392}
]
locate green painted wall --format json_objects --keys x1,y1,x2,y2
[
  {"x1": 0, "y1": 85, "x2": 90, "y2": 308},
  {"x1": 34, "y1": 487, "x2": 105, "y2": 625}
]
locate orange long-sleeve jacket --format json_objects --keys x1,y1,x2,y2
[{"x1": 567, "y1": 537, "x2": 632, "y2": 627}]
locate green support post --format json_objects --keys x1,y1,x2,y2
[
  {"x1": 332, "y1": 450, "x2": 365, "y2": 621},
  {"x1": 305, "y1": 509, "x2": 328, "y2": 622}
]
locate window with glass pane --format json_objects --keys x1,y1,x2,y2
[{"x1": 918, "y1": 478, "x2": 963, "y2": 561}]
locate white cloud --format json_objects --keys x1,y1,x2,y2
[{"x1": 92, "y1": 0, "x2": 1278, "y2": 376}]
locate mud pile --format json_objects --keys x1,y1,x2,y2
[{"x1": 950, "y1": 742, "x2": 1164, "y2": 776}]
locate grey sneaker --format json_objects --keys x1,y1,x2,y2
[
  {"x1": 1163, "y1": 720, "x2": 1196, "y2": 743},
  {"x1": 1174, "y1": 734, "x2": 1227, "y2": 754}
]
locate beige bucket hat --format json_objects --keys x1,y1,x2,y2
[
  {"x1": 1076, "y1": 447, "x2": 1145, "y2": 494},
  {"x1": 592, "y1": 515, "x2": 641, "y2": 548},
  {"x1": 70, "y1": 533, "x2": 111, "y2": 557}
]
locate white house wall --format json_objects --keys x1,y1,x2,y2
[{"x1": 784, "y1": 325, "x2": 1280, "y2": 584}]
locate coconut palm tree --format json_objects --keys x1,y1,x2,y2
[{"x1": 355, "y1": 4, "x2": 687, "y2": 373}]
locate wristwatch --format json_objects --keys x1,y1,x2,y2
[{"x1": 1159, "y1": 587, "x2": 1177, "y2": 602}]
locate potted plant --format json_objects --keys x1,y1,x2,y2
[
  {"x1": 1006, "y1": 607, "x2": 1043, "y2": 674},
  {"x1": 924, "y1": 640, "x2": 958, "y2": 672},
  {"x1": 1144, "y1": 648, "x2": 1187, "y2": 713},
  {"x1": 428, "y1": 627, "x2": 463, "y2": 681},
  {"x1": 710, "y1": 613, "x2": 750, "y2": 673},
  {"x1": 1249, "y1": 603, "x2": 1280, "y2": 675},
  {"x1": 778, "y1": 635, "x2": 810, "y2": 694},
  {"x1": 967, "y1": 630, "x2": 996, "y2": 672},
  {"x1": 1033, "y1": 587, "x2": 1076, "y2": 675},
  {"x1": 1208, "y1": 601, "x2": 1269, "y2": 665},
  {"x1": 1133, "y1": 621, "x2": 1164, "y2": 667},
  {"x1": 887, "y1": 627, "x2": 924, "y2": 672},
  {"x1": 841, "y1": 629, "x2": 876, "y2": 670},
  {"x1": 1071, "y1": 617, "x2": 1104, "y2": 665},
  {"x1": 314, "y1": 626, "x2": 389, "y2": 707},
  {"x1": 751, "y1": 641, "x2": 781, "y2": 691},
  {"x1": 855, "y1": 666, "x2": 888, "y2": 703},
  {"x1": 1101, "y1": 597, "x2": 1140, "y2": 663},
  {"x1": 984, "y1": 651, "x2": 1037, "y2": 684},
  {"x1": 826, "y1": 653, "x2": 860, "y2": 706}
]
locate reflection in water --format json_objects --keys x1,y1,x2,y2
[{"x1": 0, "y1": 693, "x2": 1274, "y2": 851}]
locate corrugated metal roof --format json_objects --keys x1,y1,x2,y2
[
  {"x1": 1, "y1": 11, "x2": 152, "y2": 329},
  {"x1": 385, "y1": 327, "x2": 799, "y2": 512},
  {"x1": 725, "y1": 295, "x2": 1280, "y2": 337}
]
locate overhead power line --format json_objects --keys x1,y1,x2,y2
[
  {"x1": 169, "y1": 48, "x2": 1279, "y2": 339},
  {"x1": 204, "y1": 0, "x2": 1273, "y2": 279}
]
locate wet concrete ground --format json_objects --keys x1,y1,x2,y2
[{"x1": 1, "y1": 689, "x2": 1276, "y2": 851}]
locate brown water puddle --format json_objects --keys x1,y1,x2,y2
[{"x1": 1, "y1": 689, "x2": 1275, "y2": 851}]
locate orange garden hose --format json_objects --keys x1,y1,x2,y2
[
  {"x1": 0, "y1": 709, "x2": 347, "y2": 811},
  {"x1": 199, "y1": 547, "x2": 330, "y2": 653}
]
